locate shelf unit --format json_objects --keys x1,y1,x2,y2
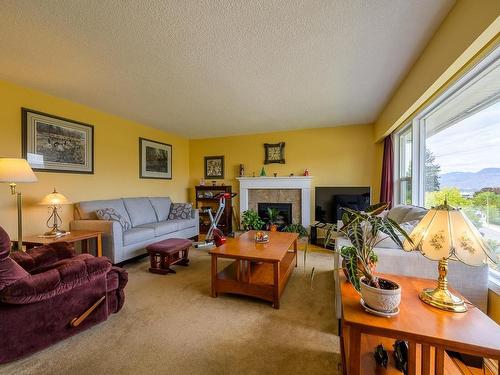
[{"x1": 195, "y1": 185, "x2": 233, "y2": 235}]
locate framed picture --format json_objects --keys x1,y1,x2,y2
[
  {"x1": 204, "y1": 156, "x2": 224, "y2": 179},
  {"x1": 139, "y1": 138, "x2": 172, "y2": 179},
  {"x1": 22, "y1": 108, "x2": 94, "y2": 174},
  {"x1": 264, "y1": 142, "x2": 285, "y2": 164}
]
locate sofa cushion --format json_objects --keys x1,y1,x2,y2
[
  {"x1": 123, "y1": 198, "x2": 158, "y2": 227},
  {"x1": 96, "y1": 207, "x2": 131, "y2": 231},
  {"x1": 10, "y1": 243, "x2": 76, "y2": 273},
  {"x1": 168, "y1": 218, "x2": 197, "y2": 231},
  {"x1": 0, "y1": 256, "x2": 111, "y2": 304},
  {"x1": 76, "y1": 199, "x2": 132, "y2": 224},
  {"x1": 0, "y1": 259, "x2": 29, "y2": 291},
  {"x1": 123, "y1": 227, "x2": 155, "y2": 246},
  {"x1": 0, "y1": 226, "x2": 30, "y2": 291},
  {"x1": 168, "y1": 203, "x2": 193, "y2": 220},
  {"x1": 138, "y1": 221, "x2": 179, "y2": 237},
  {"x1": 387, "y1": 205, "x2": 414, "y2": 224},
  {"x1": 149, "y1": 197, "x2": 172, "y2": 222},
  {"x1": 401, "y1": 207, "x2": 427, "y2": 223}
]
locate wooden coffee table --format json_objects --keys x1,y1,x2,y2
[{"x1": 209, "y1": 230, "x2": 298, "y2": 309}]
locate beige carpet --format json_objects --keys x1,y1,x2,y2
[{"x1": 1, "y1": 249, "x2": 341, "y2": 375}]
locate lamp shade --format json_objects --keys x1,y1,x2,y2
[
  {"x1": 40, "y1": 188, "x2": 70, "y2": 205},
  {"x1": 0, "y1": 158, "x2": 37, "y2": 183},
  {"x1": 403, "y1": 203, "x2": 497, "y2": 266}
]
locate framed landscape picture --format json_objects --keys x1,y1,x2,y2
[
  {"x1": 204, "y1": 155, "x2": 224, "y2": 179},
  {"x1": 264, "y1": 142, "x2": 285, "y2": 164},
  {"x1": 139, "y1": 138, "x2": 172, "y2": 179},
  {"x1": 22, "y1": 108, "x2": 94, "y2": 174}
]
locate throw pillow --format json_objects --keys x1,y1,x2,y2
[
  {"x1": 96, "y1": 208, "x2": 131, "y2": 231},
  {"x1": 168, "y1": 203, "x2": 193, "y2": 220}
]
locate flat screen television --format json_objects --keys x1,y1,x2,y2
[{"x1": 315, "y1": 187, "x2": 371, "y2": 223}]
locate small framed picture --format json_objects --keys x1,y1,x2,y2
[
  {"x1": 22, "y1": 108, "x2": 94, "y2": 174},
  {"x1": 139, "y1": 138, "x2": 172, "y2": 179},
  {"x1": 264, "y1": 142, "x2": 285, "y2": 164},
  {"x1": 204, "y1": 156, "x2": 224, "y2": 179}
]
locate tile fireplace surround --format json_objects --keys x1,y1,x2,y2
[{"x1": 237, "y1": 177, "x2": 313, "y2": 227}]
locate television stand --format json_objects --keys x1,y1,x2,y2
[{"x1": 310, "y1": 222, "x2": 336, "y2": 249}]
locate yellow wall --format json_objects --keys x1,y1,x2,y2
[
  {"x1": 488, "y1": 290, "x2": 500, "y2": 324},
  {"x1": 374, "y1": 0, "x2": 500, "y2": 140},
  {"x1": 0, "y1": 80, "x2": 189, "y2": 238},
  {"x1": 189, "y1": 124, "x2": 377, "y2": 224}
]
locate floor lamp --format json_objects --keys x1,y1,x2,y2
[{"x1": 0, "y1": 158, "x2": 38, "y2": 251}]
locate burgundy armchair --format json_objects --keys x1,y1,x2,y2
[{"x1": 0, "y1": 226, "x2": 128, "y2": 364}]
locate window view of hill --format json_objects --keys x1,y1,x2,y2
[{"x1": 425, "y1": 101, "x2": 500, "y2": 269}]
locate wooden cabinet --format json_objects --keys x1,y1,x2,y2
[
  {"x1": 195, "y1": 185, "x2": 233, "y2": 235},
  {"x1": 339, "y1": 272, "x2": 500, "y2": 375}
]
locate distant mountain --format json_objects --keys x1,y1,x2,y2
[{"x1": 440, "y1": 168, "x2": 500, "y2": 191}]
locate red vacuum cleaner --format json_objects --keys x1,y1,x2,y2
[{"x1": 194, "y1": 192, "x2": 237, "y2": 249}]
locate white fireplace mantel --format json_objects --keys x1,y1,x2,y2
[{"x1": 237, "y1": 176, "x2": 313, "y2": 227}]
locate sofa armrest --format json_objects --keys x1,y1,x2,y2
[
  {"x1": 10, "y1": 242, "x2": 76, "y2": 272},
  {"x1": 0, "y1": 256, "x2": 111, "y2": 304},
  {"x1": 70, "y1": 220, "x2": 123, "y2": 261}
]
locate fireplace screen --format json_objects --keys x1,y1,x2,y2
[{"x1": 257, "y1": 203, "x2": 292, "y2": 229}]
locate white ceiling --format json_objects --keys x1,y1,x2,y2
[{"x1": 0, "y1": 0, "x2": 454, "y2": 139}]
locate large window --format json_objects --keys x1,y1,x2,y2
[{"x1": 395, "y1": 47, "x2": 500, "y2": 272}]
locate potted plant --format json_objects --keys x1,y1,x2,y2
[
  {"x1": 241, "y1": 209, "x2": 265, "y2": 231},
  {"x1": 266, "y1": 207, "x2": 282, "y2": 231},
  {"x1": 339, "y1": 202, "x2": 412, "y2": 313}
]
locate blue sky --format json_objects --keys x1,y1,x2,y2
[{"x1": 426, "y1": 100, "x2": 500, "y2": 174}]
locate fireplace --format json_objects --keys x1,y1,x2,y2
[
  {"x1": 258, "y1": 202, "x2": 292, "y2": 229},
  {"x1": 237, "y1": 176, "x2": 313, "y2": 228}
]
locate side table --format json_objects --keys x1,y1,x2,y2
[
  {"x1": 339, "y1": 272, "x2": 500, "y2": 375},
  {"x1": 20, "y1": 230, "x2": 103, "y2": 257}
]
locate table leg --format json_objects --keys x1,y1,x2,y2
[
  {"x1": 408, "y1": 341, "x2": 417, "y2": 375},
  {"x1": 96, "y1": 233, "x2": 102, "y2": 257},
  {"x1": 421, "y1": 344, "x2": 431, "y2": 375},
  {"x1": 81, "y1": 239, "x2": 89, "y2": 254},
  {"x1": 273, "y1": 261, "x2": 280, "y2": 309},
  {"x1": 294, "y1": 238, "x2": 298, "y2": 267},
  {"x1": 347, "y1": 326, "x2": 361, "y2": 375},
  {"x1": 435, "y1": 347, "x2": 445, "y2": 375},
  {"x1": 340, "y1": 322, "x2": 348, "y2": 375},
  {"x1": 211, "y1": 255, "x2": 217, "y2": 298}
]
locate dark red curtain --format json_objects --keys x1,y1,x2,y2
[{"x1": 380, "y1": 135, "x2": 394, "y2": 207}]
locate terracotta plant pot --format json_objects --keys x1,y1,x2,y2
[
  {"x1": 269, "y1": 224, "x2": 278, "y2": 232},
  {"x1": 360, "y1": 277, "x2": 401, "y2": 312}
]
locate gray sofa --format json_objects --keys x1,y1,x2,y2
[
  {"x1": 70, "y1": 197, "x2": 199, "y2": 264},
  {"x1": 334, "y1": 204, "x2": 490, "y2": 313}
]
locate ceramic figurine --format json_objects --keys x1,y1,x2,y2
[
  {"x1": 260, "y1": 167, "x2": 266, "y2": 176},
  {"x1": 304, "y1": 168, "x2": 309, "y2": 176},
  {"x1": 239, "y1": 164, "x2": 245, "y2": 177}
]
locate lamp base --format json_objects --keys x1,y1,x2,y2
[
  {"x1": 44, "y1": 227, "x2": 66, "y2": 236},
  {"x1": 419, "y1": 287, "x2": 467, "y2": 313}
]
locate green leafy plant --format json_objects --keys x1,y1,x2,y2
[
  {"x1": 339, "y1": 202, "x2": 412, "y2": 290},
  {"x1": 340, "y1": 246, "x2": 378, "y2": 292},
  {"x1": 282, "y1": 223, "x2": 308, "y2": 238},
  {"x1": 266, "y1": 207, "x2": 282, "y2": 225},
  {"x1": 241, "y1": 209, "x2": 265, "y2": 231}
]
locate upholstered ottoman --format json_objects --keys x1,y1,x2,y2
[{"x1": 146, "y1": 238, "x2": 192, "y2": 275}]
